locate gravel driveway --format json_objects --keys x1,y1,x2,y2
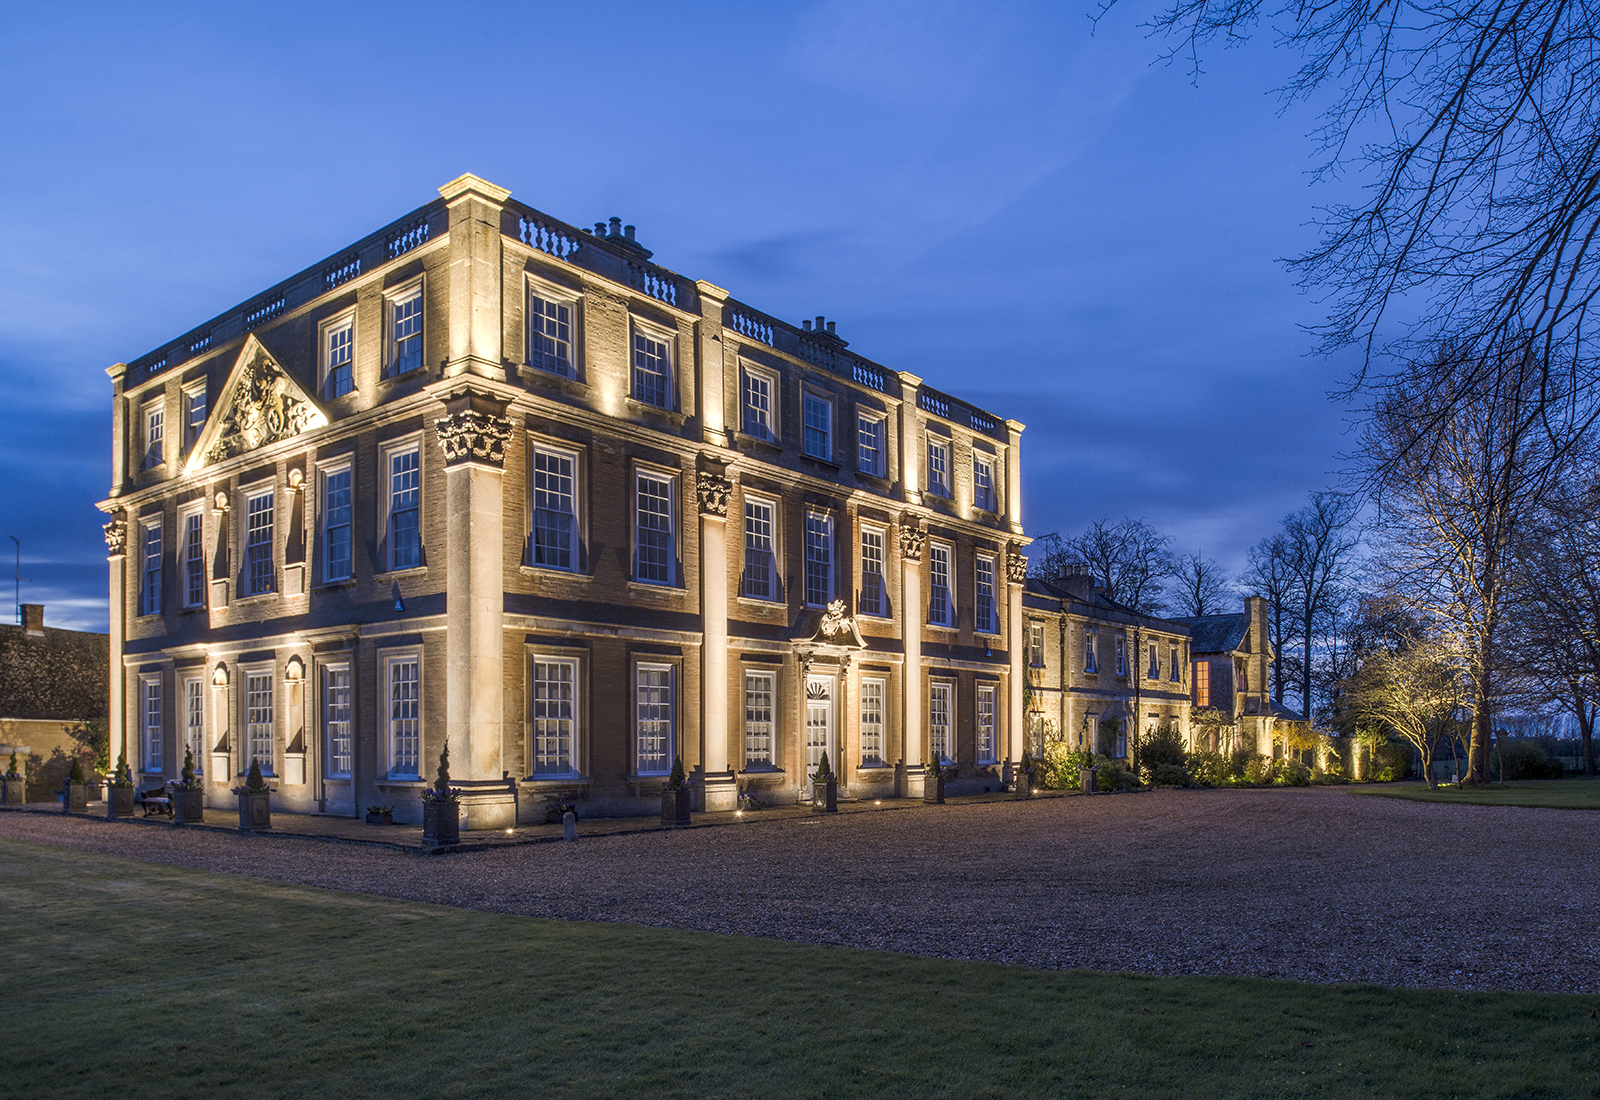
[{"x1": 3, "y1": 786, "x2": 1594, "y2": 994}]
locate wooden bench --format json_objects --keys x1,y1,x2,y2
[{"x1": 140, "y1": 785, "x2": 173, "y2": 818}]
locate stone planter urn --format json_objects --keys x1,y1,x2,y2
[
  {"x1": 62, "y1": 782, "x2": 88, "y2": 814},
  {"x1": 238, "y1": 791, "x2": 271, "y2": 832},
  {"x1": 1080, "y1": 766, "x2": 1100, "y2": 794},
  {"x1": 422, "y1": 801, "x2": 460, "y2": 846},
  {"x1": 1, "y1": 775, "x2": 24, "y2": 805},
  {"x1": 924, "y1": 769, "x2": 946, "y2": 805},
  {"x1": 812, "y1": 778, "x2": 838, "y2": 813},
  {"x1": 1017, "y1": 768, "x2": 1037, "y2": 799},
  {"x1": 106, "y1": 786, "x2": 136, "y2": 818},
  {"x1": 661, "y1": 787, "x2": 692, "y2": 828},
  {"x1": 172, "y1": 788, "x2": 205, "y2": 823}
]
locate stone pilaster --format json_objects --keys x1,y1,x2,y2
[
  {"x1": 898, "y1": 373, "x2": 922, "y2": 505},
  {"x1": 103, "y1": 512, "x2": 128, "y2": 773},
  {"x1": 1004, "y1": 419, "x2": 1025, "y2": 536},
  {"x1": 898, "y1": 518, "x2": 925, "y2": 798},
  {"x1": 439, "y1": 174, "x2": 510, "y2": 383},
  {"x1": 436, "y1": 389, "x2": 515, "y2": 829},
  {"x1": 697, "y1": 467, "x2": 737, "y2": 811},
  {"x1": 695, "y1": 281, "x2": 731, "y2": 447},
  {"x1": 1006, "y1": 547, "x2": 1027, "y2": 769}
]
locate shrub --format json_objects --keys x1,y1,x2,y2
[
  {"x1": 1235, "y1": 751, "x2": 1273, "y2": 786},
  {"x1": 67, "y1": 756, "x2": 85, "y2": 784},
  {"x1": 1137, "y1": 724, "x2": 1188, "y2": 786},
  {"x1": 1149, "y1": 763, "x2": 1190, "y2": 787},
  {"x1": 1496, "y1": 739, "x2": 1565, "y2": 780},
  {"x1": 1038, "y1": 741, "x2": 1095, "y2": 790},
  {"x1": 1188, "y1": 749, "x2": 1227, "y2": 787},
  {"x1": 1096, "y1": 761, "x2": 1141, "y2": 792},
  {"x1": 1273, "y1": 759, "x2": 1311, "y2": 787},
  {"x1": 1371, "y1": 742, "x2": 1411, "y2": 781}
]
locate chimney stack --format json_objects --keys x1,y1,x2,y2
[{"x1": 20, "y1": 604, "x2": 43, "y2": 637}]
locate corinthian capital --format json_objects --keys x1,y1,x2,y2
[
  {"x1": 696, "y1": 471, "x2": 732, "y2": 517},
  {"x1": 103, "y1": 514, "x2": 128, "y2": 557},
  {"x1": 898, "y1": 521, "x2": 926, "y2": 563},
  {"x1": 436, "y1": 410, "x2": 513, "y2": 467}
]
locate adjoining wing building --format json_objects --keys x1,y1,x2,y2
[{"x1": 99, "y1": 175, "x2": 1029, "y2": 827}]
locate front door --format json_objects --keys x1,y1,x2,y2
[{"x1": 805, "y1": 675, "x2": 834, "y2": 781}]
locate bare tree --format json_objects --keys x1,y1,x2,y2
[
  {"x1": 1506, "y1": 475, "x2": 1600, "y2": 775},
  {"x1": 1108, "y1": 1, "x2": 1600, "y2": 400},
  {"x1": 1280, "y1": 492, "x2": 1362, "y2": 721},
  {"x1": 1364, "y1": 341, "x2": 1596, "y2": 783},
  {"x1": 1170, "y1": 552, "x2": 1231, "y2": 616},
  {"x1": 1032, "y1": 518, "x2": 1175, "y2": 614}
]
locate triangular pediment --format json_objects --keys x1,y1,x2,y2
[{"x1": 185, "y1": 334, "x2": 328, "y2": 472}]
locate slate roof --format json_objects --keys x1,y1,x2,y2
[
  {"x1": 1166, "y1": 613, "x2": 1249, "y2": 656},
  {"x1": 1026, "y1": 577, "x2": 1190, "y2": 633},
  {"x1": 0, "y1": 623, "x2": 109, "y2": 721}
]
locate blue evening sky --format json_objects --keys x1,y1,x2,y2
[{"x1": 0, "y1": 0, "x2": 1366, "y2": 631}]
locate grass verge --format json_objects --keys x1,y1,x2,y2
[
  {"x1": 3, "y1": 838, "x2": 1597, "y2": 1099},
  {"x1": 1355, "y1": 778, "x2": 1600, "y2": 810}
]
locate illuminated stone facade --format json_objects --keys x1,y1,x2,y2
[
  {"x1": 1021, "y1": 575, "x2": 1194, "y2": 758},
  {"x1": 100, "y1": 175, "x2": 1027, "y2": 827}
]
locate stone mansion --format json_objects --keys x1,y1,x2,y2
[{"x1": 99, "y1": 175, "x2": 1030, "y2": 828}]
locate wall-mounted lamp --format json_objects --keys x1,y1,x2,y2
[
  {"x1": 283, "y1": 656, "x2": 305, "y2": 684},
  {"x1": 394, "y1": 596, "x2": 405, "y2": 613},
  {"x1": 212, "y1": 491, "x2": 230, "y2": 516},
  {"x1": 211, "y1": 664, "x2": 229, "y2": 687}
]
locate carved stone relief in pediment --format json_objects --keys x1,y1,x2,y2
[{"x1": 187, "y1": 335, "x2": 327, "y2": 471}]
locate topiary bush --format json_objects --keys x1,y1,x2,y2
[{"x1": 1149, "y1": 763, "x2": 1191, "y2": 787}]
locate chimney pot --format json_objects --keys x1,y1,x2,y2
[
  {"x1": 802, "y1": 320, "x2": 811, "y2": 331},
  {"x1": 826, "y1": 321, "x2": 836, "y2": 335},
  {"x1": 624, "y1": 225, "x2": 635, "y2": 241},
  {"x1": 609, "y1": 217, "x2": 622, "y2": 236},
  {"x1": 594, "y1": 223, "x2": 606, "y2": 236},
  {"x1": 815, "y1": 316, "x2": 825, "y2": 331}
]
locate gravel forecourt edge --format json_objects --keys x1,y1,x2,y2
[{"x1": 2, "y1": 785, "x2": 1594, "y2": 994}]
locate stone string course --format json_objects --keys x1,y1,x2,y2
[{"x1": 2, "y1": 787, "x2": 1596, "y2": 994}]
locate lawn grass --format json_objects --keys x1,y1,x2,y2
[
  {"x1": 1356, "y1": 777, "x2": 1600, "y2": 810},
  {"x1": 3, "y1": 839, "x2": 1597, "y2": 1099}
]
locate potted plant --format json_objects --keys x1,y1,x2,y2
[
  {"x1": 543, "y1": 801, "x2": 577, "y2": 825},
  {"x1": 660, "y1": 755, "x2": 691, "y2": 828},
  {"x1": 811, "y1": 751, "x2": 838, "y2": 813},
  {"x1": 421, "y1": 745, "x2": 461, "y2": 846},
  {"x1": 365, "y1": 804, "x2": 394, "y2": 826},
  {"x1": 172, "y1": 747, "x2": 205, "y2": 823},
  {"x1": 62, "y1": 756, "x2": 89, "y2": 813},
  {"x1": 924, "y1": 757, "x2": 946, "y2": 804},
  {"x1": 232, "y1": 759, "x2": 274, "y2": 832},
  {"x1": 106, "y1": 752, "x2": 136, "y2": 818},
  {"x1": 2, "y1": 751, "x2": 24, "y2": 806}
]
